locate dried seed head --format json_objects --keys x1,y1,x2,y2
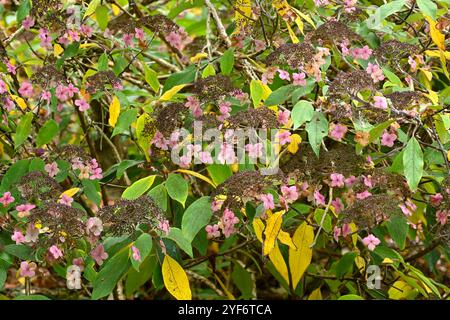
[
  {"x1": 374, "y1": 40, "x2": 418, "y2": 65},
  {"x1": 328, "y1": 70, "x2": 374, "y2": 102},
  {"x1": 308, "y1": 20, "x2": 360, "y2": 44},
  {"x1": 155, "y1": 103, "x2": 189, "y2": 138},
  {"x1": 225, "y1": 107, "x2": 278, "y2": 130},
  {"x1": 191, "y1": 75, "x2": 235, "y2": 103},
  {"x1": 17, "y1": 171, "x2": 62, "y2": 203},
  {"x1": 85, "y1": 71, "x2": 121, "y2": 94},
  {"x1": 265, "y1": 42, "x2": 315, "y2": 70}
]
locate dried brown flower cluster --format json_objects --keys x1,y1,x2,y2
[
  {"x1": 308, "y1": 20, "x2": 360, "y2": 44},
  {"x1": 385, "y1": 91, "x2": 423, "y2": 110},
  {"x1": 374, "y1": 40, "x2": 418, "y2": 65},
  {"x1": 31, "y1": 63, "x2": 65, "y2": 87},
  {"x1": 211, "y1": 171, "x2": 284, "y2": 212},
  {"x1": 191, "y1": 75, "x2": 236, "y2": 102},
  {"x1": 30, "y1": 0, "x2": 67, "y2": 31},
  {"x1": 225, "y1": 107, "x2": 278, "y2": 129},
  {"x1": 140, "y1": 14, "x2": 181, "y2": 35},
  {"x1": 155, "y1": 103, "x2": 189, "y2": 138},
  {"x1": 328, "y1": 70, "x2": 374, "y2": 102},
  {"x1": 266, "y1": 42, "x2": 315, "y2": 69},
  {"x1": 53, "y1": 145, "x2": 91, "y2": 163},
  {"x1": 98, "y1": 196, "x2": 165, "y2": 236},
  {"x1": 85, "y1": 71, "x2": 121, "y2": 94},
  {"x1": 16, "y1": 171, "x2": 62, "y2": 203}
]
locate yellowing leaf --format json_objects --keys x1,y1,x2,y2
[
  {"x1": 136, "y1": 113, "x2": 156, "y2": 161},
  {"x1": 108, "y1": 96, "x2": 121, "y2": 127},
  {"x1": 294, "y1": 17, "x2": 304, "y2": 35},
  {"x1": 278, "y1": 230, "x2": 296, "y2": 249},
  {"x1": 382, "y1": 258, "x2": 394, "y2": 264},
  {"x1": 10, "y1": 94, "x2": 27, "y2": 110},
  {"x1": 349, "y1": 222, "x2": 358, "y2": 247},
  {"x1": 111, "y1": 4, "x2": 121, "y2": 16},
  {"x1": 388, "y1": 281, "x2": 414, "y2": 300},
  {"x1": 287, "y1": 133, "x2": 301, "y2": 154},
  {"x1": 54, "y1": 44, "x2": 64, "y2": 57},
  {"x1": 263, "y1": 210, "x2": 284, "y2": 256},
  {"x1": 426, "y1": 16, "x2": 445, "y2": 50},
  {"x1": 233, "y1": 0, "x2": 252, "y2": 35},
  {"x1": 160, "y1": 84, "x2": 186, "y2": 101},
  {"x1": 60, "y1": 188, "x2": 80, "y2": 198},
  {"x1": 286, "y1": 22, "x2": 299, "y2": 43},
  {"x1": 190, "y1": 52, "x2": 208, "y2": 63},
  {"x1": 355, "y1": 256, "x2": 366, "y2": 273},
  {"x1": 253, "y1": 218, "x2": 264, "y2": 242},
  {"x1": 162, "y1": 255, "x2": 192, "y2": 300},
  {"x1": 420, "y1": 68, "x2": 432, "y2": 81},
  {"x1": 308, "y1": 287, "x2": 323, "y2": 300},
  {"x1": 269, "y1": 243, "x2": 290, "y2": 285},
  {"x1": 175, "y1": 169, "x2": 217, "y2": 188},
  {"x1": 289, "y1": 222, "x2": 314, "y2": 289},
  {"x1": 426, "y1": 89, "x2": 439, "y2": 105},
  {"x1": 83, "y1": 0, "x2": 101, "y2": 19},
  {"x1": 425, "y1": 50, "x2": 450, "y2": 59}
]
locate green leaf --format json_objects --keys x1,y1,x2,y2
[
  {"x1": 313, "y1": 209, "x2": 331, "y2": 233},
  {"x1": 202, "y1": 64, "x2": 216, "y2": 78},
  {"x1": 369, "y1": 119, "x2": 394, "y2": 143},
  {"x1": 125, "y1": 254, "x2": 157, "y2": 296},
  {"x1": 97, "y1": 53, "x2": 109, "y2": 71},
  {"x1": 232, "y1": 262, "x2": 254, "y2": 299},
  {"x1": 335, "y1": 252, "x2": 357, "y2": 278},
  {"x1": 386, "y1": 215, "x2": 408, "y2": 250},
  {"x1": 165, "y1": 173, "x2": 188, "y2": 207},
  {"x1": 16, "y1": 0, "x2": 30, "y2": 24},
  {"x1": 416, "y1": 0, "x2": 437, "y2": 21},
  {"x1": 36, "y1": 119, "x2": 58, "y2": 147},
  {"x1": 111, "y1": 109, "x2": 138, "y2": 137},
  {"x1": 165, "y1": 228, "x2": 193, "y2": 257},
  {"x1": 82, "y1": 179, "x2": 101, "y2": 206},
  {"x1": 181, "y1": 196, "x2": 212, "y2": 242},
  {"x1": 91, "y1": 248, "x2": 130, "y2": 300},
  {"x1": 250, "y1": 79, "x2": 264, "y2": 107},
  {"x1": 0, "y1": 267, "x2": 6, "y2": 290},
  {"x1": 4, "y1": 245, "x2": 32, "y2": 260},
  {"x1": 206, "y1": 164, "x2": 232, "y2": 185},
  {"x1": 366, "y1": 0, "x2": 406, "y2": 28},
  {"x1": 95, "y1": 5, "x2": 109, "y2": 30},
  {"x1": 402, "y1": 137, "x2": 423, "y2": 192},
  {"x1": 148, "y1": 184, "x2": 168, "y2": 211},
  {"x1": 84, "y1": 0, "x2": 101, "y2": 18},
  {"x1": 144, "y1": 65, "x2": 160, "y2": 93},
  {"x1": 122, "y1": 175, "x2": 156, "y2": 200},
  {"x1": 220, "y1": 48, "x2": 235, "y2": 75},
  {"x1": 0, "y1": 159, "x2": 29, "y2": 193},
  {"x1": 13, "y1": 112, "x2": 33, "y2": 150},
  {"x1": 305, "y1": 111, "x2": 328, "y2": 157},
  {"x1": 265, "y1": 85, "x2": 295, "y2": 106},
  {"x1": 162, "y1": 65, "x2": 196, "y2": 92},
  {"x1": 115, "y1": 159, "x2": 143, "y2": 178},
  {"x1": 292, "y1": 100, "x2": 314, "y2": 129},
  {"x1": 338, "y1": 294, "x2": 364, "y2": 300},
  {"x1": 131, "y1": 233, "x2": 153, "y2": 271}
]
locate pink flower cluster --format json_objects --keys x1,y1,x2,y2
[
  {"x1": 206, "y1": 208, "x2": 239, "y2": 239},
  {"x1": 71, "y1": 158, "x2": 103, "y2": 180}
]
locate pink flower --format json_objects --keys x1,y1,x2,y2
[
  {"x1": 211, "y1": 199, "x2": 224, "y2": 212},
  {"x1": 342, "y1": 223, "x2": 351, "y2": 237},
  {"x1": 345, "y1": 175, "x2": 357, "y2": 187},
  {"x1": 135, "y1": 28, "x2": 145, "y2": 41},
  {"x1": 41, "y1": 90, "x2": 51, "y2": 102},
  {"x1": 158, "y1": 219, "x2": 170, "y2": 235},
  {"x1": 217, "y1": 101, "x2": 232, "y2": 121},
  {"x1": 245, "y1": 143, "x2": 263, "y2": 159},
  {"x1": 399, "y1": 200, "x2": 417, "y2": 217},
  {"x1": 25, "y1": 224, "x2": 39, "y2": 243},
  {"x1": 331, "y1": 198, "x2": 344, "y2": 214},
  {"x1": 11, "y1": 231, "x2": 25, "y2": 244},
  {"x1": 38, "y1": 28, "x2": 52, "y2": 48},
  {"x1": 408, "y1": 56, "x2": 417, "y2": 71},
  {"x1": 436, "y1": 210, "x2": 449, "y2": 225},
  {"x1": 218, "y1": 143, "x2": 236, "y2": 164},
  {"x1": 333, "y1": 226, "x2": 341, "y2": 242},
  {"x1": 363, "y1": 175, "x2": 374, "y2": 188},
  {"x1": 430, "y1": 193, "x2": 443, "y2": 207},
  {"x1": 329, "y1": 123, "x2": 348, "y2": 141},
  {"x1": 179, "y1": 155, "x2": 191, "y2": 168},
  {"x1": 381, "y1": 131, "x2": 397, "y2": 147},
  {"x1": 19, "y1": 261, "x2": 36, "y2": 278},
  {"x1": 278, "y1": 69, "x2": 290, "y2": 81},
  {"x1": 55, "y1": 84, "x2": 69, "y2": 101},
  {"x1": 356, "y1": 190, "x2": 372, "y2": 200},
  {"x1": 75, "y1": 99, "x2": 90, "y2": 112},
  {"x1": 330, "y1": 173, "x2": 345, "y2": 188},
  {"x1": 185, "y1": 96, "x2": 202, "y2": 118},
  {"x1": 59, "y1": 194, "x2": 73, "y2": 206},
  {"x1": 0, "y1": 191, "x2": 15, "y2": 207},
  {"x1": 66, "y1": 83, "x2": 79, "y2": 97},
  {"x1": 80, "y1": 25, "x2": 93, "y2": 38},
  {"x1": 166, "y1": 31, "x2": 182, "y2": 50},
  {"x1": 67, "y1": 29, "x2": 80, "y2": 42},
  {"x1": 152, "y1": 131, "x2": 169, "y2": 150},
  {"x1": 373, "y1": 96, "x2": 387, "y2": 110},
  {"x1": 277, "y1": 131, "x2": 291, "y2": 145},
  {"x1": 198, "y1": 151, "x2": 213, "y2": 164},
  {"x1": 292, "y1": 72, "x2": 306, "y2": 86},
  {"x1": 22, "y1": 16, "x2": 35, "y2": 29},
  {"x1": 44, "y1": 161, "x2": 59, "y2": 177},
  {"x1": 131, "y1": 246, "x2": 141, "y2": 262},
  {"x1": 91, "y1": 244, "x2": 108, "y2": 266},
  {"x1": 351, "y1": 45, "x2": 372, "y2": 60},
  {"x1": 362, "y1": 234, "x2": 380, "y2": 251},
  {"x1": 18, "y1": 81, "x2": 33, "y2": 97},
  {"x1": 59, "y1": 35, "x2": 70, "y2": 46},
  {"x1": 0, "y1": 79, "x2": 7, "y2": 94},
  {"x1": 205, "y1": 224, "x2": 220, "y2": 239},
  {"x1": 366, "y1": 63, "x2": 384, "y2": 83},
  {"x1": 277, "y1": 110, "x2": 290, "y2": 126},
  {"x1": 86, "y1": 217, "x2": 103, "y2": 237},
  {"x1": 260, "y1": 193, "x2": 275, "y2": 210},
  {"x1": 218, "y1": 208, "x2": 239, "y2": 238},
  {"x1": 49, "y1": 245, "x2": 63, "y2": 259},
  {"x1": 6, "y1": 60, "x2": 16, "y2": 75},
  {"x1": 123, "y1": 33, "x2": 134, "y2": 47},
  {"x1": 281, "y1": 185, "x2": 298, "y2": 203},
  {"x1": 314, "y1": 190, "x2": 325, "y2": 206},
  {"x1": 16, "y1": 203, "x2": 36, "y2": 218}
]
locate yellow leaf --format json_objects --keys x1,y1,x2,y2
[
  {"x1": 286, "y1": 22, "x2": 299, "y2": 43},
  {"x1": 263, "y1": 210, "x2": 285, "y2": 255},
  {"x1": 233, "y1": 0, "x2": 252, "y2": 35},
  {"x1": 388, "y1": 281, "x2": 414, "y2": 300},
  {"x1": 269, "y1": 243, "x2": 290, "y2": 285},
  {"x1": 10, "y1": 94, "x2": 27, "y2": 110},
  {"x1": 190, "y1": 52, "x2": 208, "y2": 63},
  {"x1": 136, "y1": 113, "x2": 156, "y2": 161},
  {"x1": 60, "y1": 188, "x2": 80, "y2": 198},
  {"x1": 355, "y1": 256, "x2": 366, "y2": 273},
  {"x1": 349, "y1": 222, "x2": 358, "y2": 247},
  {"x1": 308, "y1": 287, "x2": 322, "y2": 300},
  {"x1": 294, "y1": 17, "x2": 304, "y2": 35},
  {"x1": 287, "y1": 133, "x2": 301, "y2": 154},
  {"x1": 83, "y1": 0, "x2": 101, "y2": 19},
  {"x1": 426, "y1": 16, "x2": 445, "y2": 50},
  {"x1": 175, "y1": 169, "x2": 217, "y2": 187},
  {"x1": 160, "y1": 84, "x2": 186, "y2": 101},
  {"x1": 213, "y1": 273, "x2": 235, "y2": 300},
  {"x1": 382, "y1": 258, "x2": 394, "y2": 264},
  {"x1": 291, "y1": 6, "x2": 316, "y2": 29},
  {"x1": 253, "y1": 218, "x2": 264, "y2": 243},
  {"x1": 425, "y1": 50, "x2": 450, "y2": 59},
  {"x1": 426, "y1": 89, "x2": 439, "y2": 105},
  {"x1": 419, "y1": 68, "x2": 432, "y2": 81},
  {"x1": 54, "y1": 44, "x2": 64, "y2": 57},
  {"x1": 108, "y1": 96, "x2": 121, "y2": 127},
  {"x1": 278, "y1": 230, "x2": 296, "y2": 249},
  {"x1": 111, "y1": 4, "x2": 121, "y2": 16},
  {"x1": 162, "y1": 255, "x2": 192, "y2": 300},
  {"x1": 289, "y1": 222, "x2": 314, "y2": 289}
]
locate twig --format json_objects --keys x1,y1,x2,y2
[{"x1": 310, "y1": 187, "x2": 333, "y2": 248}]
